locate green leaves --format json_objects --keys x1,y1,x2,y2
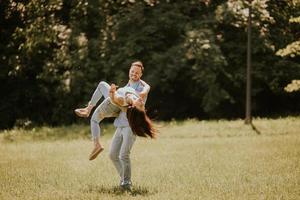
[{"x1": 1, "y1": 0, "x2": 300, "y2": 129}]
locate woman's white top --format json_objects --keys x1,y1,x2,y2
[{"x1": 113, "y1": 86, "x2": 139, "y2": 107}]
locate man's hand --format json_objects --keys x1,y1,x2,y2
[{"x1": 139, "y1": 92, "x2": 147, "y2": 102}]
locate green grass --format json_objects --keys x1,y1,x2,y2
[{"x1": 1, "y1": 117, "x2": 300, "y2": 199}]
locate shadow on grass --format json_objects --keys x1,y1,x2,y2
[
  {"x1": 83, "y1": 185, "x2": 153, "y2": 196},
  {"x1": 250, "y1": 122, "x2": 261, "y2": 135}
]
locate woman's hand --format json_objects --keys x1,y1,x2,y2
[
  {"x1": 110, "y1": 84, "x2": 117, "y2": 94},
  {"x1": 109, "y1": 84, "x2": 125, "y2": 106},
  {"x1": 109, "y1": 83, "x2": 117, "y2": 102}
]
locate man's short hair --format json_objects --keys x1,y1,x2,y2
[{"x1": 131, "y1": 61, "x2": 144, "y2": 72}]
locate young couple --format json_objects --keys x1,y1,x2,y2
[{"x1": 75, "y1": 61, "x2": 155, "y2": 190}]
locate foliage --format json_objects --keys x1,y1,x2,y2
[
  {"x1": 276, "y1": 0, "x2": 300, "y2": 58},
  {"x1": 285, "y1": 80, "x2": 300, "y2": 92},
  {"x1": 275, "y1": 0, "x2": 300, "y2": 92},
  {"x1": 0, "y1": 0, "x2": 300, "y2": 129}
]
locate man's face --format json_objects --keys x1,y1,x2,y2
[{"x1": 129, "y1": 65, "x2": 142, "y2": 81}]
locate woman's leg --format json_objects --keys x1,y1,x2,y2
[
  {"x1": 90, "y1": 81, "x2": 111, "y2": 106},
  {"x1": 89, "y1": 98, "x2": 120, "y2": 160},
  {"x1": 75, "y1": 81, "x2": 111, "y2": 117}
]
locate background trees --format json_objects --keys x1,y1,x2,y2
[{"x1": 1, "y1": 0, "x2": 299, "y2": 129}]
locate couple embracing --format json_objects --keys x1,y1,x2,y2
[{"x1": 74, "y1": 61, "x2": 156, "y2": 190}]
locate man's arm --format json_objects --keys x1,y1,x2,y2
[{"x1": 139, "y1": 79, "x2": 151, "y2": 101}]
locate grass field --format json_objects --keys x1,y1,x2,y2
[{"x1": 1, "y1": 117, "x2": 300, "y2": 200}]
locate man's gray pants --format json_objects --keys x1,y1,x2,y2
[{"x1": 109, "y1": 127, "x2": 136, "y2": 185}]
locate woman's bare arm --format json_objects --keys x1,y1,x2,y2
[{"x1": 109, "y1": 84, "x2": 125, "y2": 106}]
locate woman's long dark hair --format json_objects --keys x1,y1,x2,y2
[{"x1": 126, "y1": 106, "x2": 156, "y2": 138}]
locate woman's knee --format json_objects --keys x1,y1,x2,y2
[
  {"x1": 98, "y1": 81, "x2": 108, "y2": 88},
  {"x1": 90, "y1": 113, "x2": 100, "y2": 124},
  {"x1": 91, "y1": 110, "x2": 104, "y2": 123}
]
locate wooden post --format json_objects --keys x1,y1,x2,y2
[{"x1": 245, "y1": 1, "x2": 252, "y2": 124}]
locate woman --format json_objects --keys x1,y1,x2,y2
[{"x1": 109, "y1": 84, "x2": 156, "y2": 139}]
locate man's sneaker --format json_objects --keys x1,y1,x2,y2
[{"x1": 120, "y1": 181, "x2": 132, "y2": 191}]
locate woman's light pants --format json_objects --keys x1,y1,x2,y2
[{"x1": 90, "y1": 81, "x2": 120, "y2": 140}]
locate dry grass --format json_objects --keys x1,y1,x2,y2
[{"x1": 1, "y1": 117, "x2": 300, "y2": 199}]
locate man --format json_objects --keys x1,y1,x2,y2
[
  {"x1": 74, "y1": 61, "x2": 150, "y2": 161},
  {"x1": 109, "y1": 61, "x2": 150, "y2": 191}
]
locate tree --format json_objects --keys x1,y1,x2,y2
[{"x1": 276, "y1": 0, "x2": 300, "y2": 92}]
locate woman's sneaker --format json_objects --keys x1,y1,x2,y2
[
  {"x1": 74, "y1": 108, "x2": 90, "y2": 118},
  {"x1": 89, "y1": 146, "x2": 104, "y2": 160}
]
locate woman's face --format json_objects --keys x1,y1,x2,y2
[{"x1": 132, "y1": 98, "x2": 145, "y2": 111}]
